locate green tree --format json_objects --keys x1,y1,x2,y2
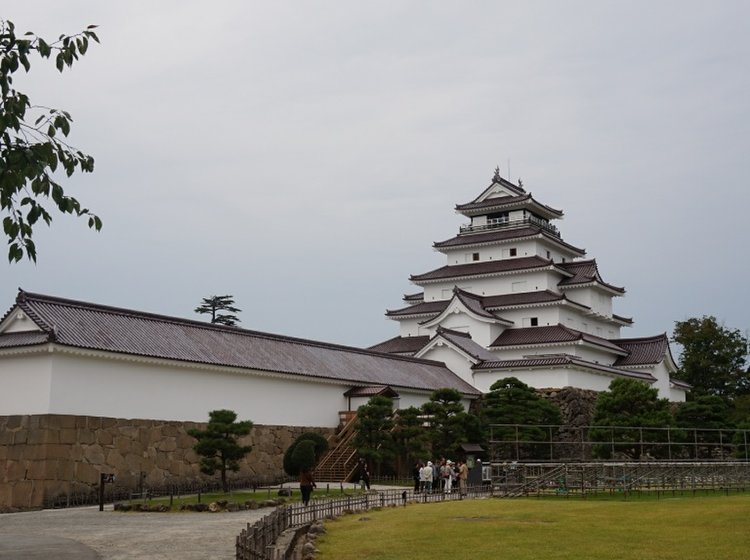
[
  {"x1": 674, "y1": 395, "x2": 733, "y2": 459},
  {"x1": 421, "y1": 388, "x2": 478, "y2": 460},
  {"x1": 195, "y1": 295, "x2": 242, "y2": 326},
  {"x1": 352, "y1": 396, "x2": 395, "y2": 475},
  {"x1": 188, "y1": 409, "x2": 253, "y2": 492},
  {"x1": 283, "y1": 432, "x2": 329, "y2": 477},
  {"x1": 482, "y1": 377, "x2": 561, "y2": 460},
  {"x1": 1, "y1": 19, "x2": 101, "y2": 262},
  {"x1": 392, "y1": 406, "x2": 431, "y2": 475},
  {"x1": 673, "y1": 316, "x2": 749, "y2": 400},
  {"x1": 591, "y1": 378, "x2": 674, "y2": 460},
  {"x1": 290, "y1": 440, "x2": 317, "y2": 474}
]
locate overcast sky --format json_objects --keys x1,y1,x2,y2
[{"x1": 2, "y1": 1, "x2": 749, "y2": 351}]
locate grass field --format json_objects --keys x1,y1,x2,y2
[{"x1": 315, "y1": 494, "x2": 750, "y2": 559}]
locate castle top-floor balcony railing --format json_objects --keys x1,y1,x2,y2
[{"x1": 459, "y1": 215, "x2": 560, "y2": 237}]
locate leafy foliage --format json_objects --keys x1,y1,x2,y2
[
  {"x1": 188, "y1": 409, "x2": 253, "y2": 492},
  {"x1": 195, "y1": 295, "x2": 242, "y2": 326},
  {"x1": 590, "y1": 378, "x2": 674, "y2": 459},
  {"x1": 392, "y1": 406, "x2": 431, "y2": 467},
  {"x1": 283, "y1": 432, "x2": 329, "y2": 476},
  {"x1": 290, "y1": 440, "x2": 317, "y2": 474},
  {"x1": 482, "y1": 377, "x2": 562, "y2": 459},
  {"x1": 422, "y1": 388, "x2": 477, "y2": 459},
  {"x1": 352, "y1": 396, "x2": 395, "y2": 473},
  {"x1": 1, "y1": 19, "x2": 101, "y2": 262},
  {"x1": 673, "y1": 316, "x2": 749, "y2": 400}
]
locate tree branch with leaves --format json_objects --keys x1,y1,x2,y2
[
  {"x1": 195, "y1": 294, "x2": 242, "y2": 326},
  {"x1": 1, "y1": 19, "x2": 101, "y2": 262}
]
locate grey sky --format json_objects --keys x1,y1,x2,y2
[{"x1": 2, "y1": 1, "x2": 749, "y2": 350}]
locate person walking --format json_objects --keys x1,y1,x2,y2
[
  {"x1": 413, "y1": 461, "x2": 422, "y2": 493},
  {"x1": 299, "y1": 467, "x2": 316, "y2": 506},
  {"x1": 457, "y1": 460, "x2": 468, "y2": 496},
  {"x1": 443, "y1": 460, "x2": 455, "y2": 494},
  {"x1": 423, "y1": 461, "x2": 434, "y2": 494},
  {"x1": 358, "y1": 459, "x2": 371, "y2": 491}
]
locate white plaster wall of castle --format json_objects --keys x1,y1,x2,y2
[
  {"x1": 572, "y1": 345, "x2": 620, "y2": 365},
  {"x1": 490, "y1": 343, "x2": 579, "y2": 361},
  {"x1": 0, "y1": 349, "x2": 447, "y2": 427},
  {"x1": 472, "y1": 367, "x2": 619, "y2": 394},
  {"x1": 419, "y1": 344, "x2": 476, "y2": 386},
  {"x1": 499, "y1": 307, "x2": 562, "y2": 328},
  {"x1": 433, "y1": 312, "x2": 501, "y2": 348},
  {"x1": 398, "y1": 317, "x2": 432, "y2": 338},
  {"x1": 0, "y1": 353, "x2": 53, "y2": 414},
  {"x1": 422, "y1": 271, "x2": 561, "y2": 301},
  {"x1": 561, "y1": 287, "x2": 615, "y2": 318},
  {"x1": 560, "y1": 312, "x2": 620, "y2": 338},
  {"x1": 650, "y1": 361, "x2": 685, "y2": 402}
]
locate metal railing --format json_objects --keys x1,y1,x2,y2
[
  {"x1": 489, "y1": 424, "x2": 750, "y2": 463},
  {"x1": 490, "y1": 461, "x2": 750, "y2": 498},
  {"x1": 236, "y1": 485, "x2": 493, "y2": 560},
  {"x1": 459, "y1": 215, "x2": 560, "y2": 237}
]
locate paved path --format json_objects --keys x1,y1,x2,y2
[{"x1": 0, "y1": 504, "x2": 268, "y2": 560}]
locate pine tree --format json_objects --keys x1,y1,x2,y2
[
  {"x1": 188, "y1": 409, "x2": 253, "y2": 492},
  {"x1": 195, "y1": 295, "x2": 241, "y2": 326}
]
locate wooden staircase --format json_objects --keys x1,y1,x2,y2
[{"x1": 314, "y1": 412, "x2": 360, "y2": 483}]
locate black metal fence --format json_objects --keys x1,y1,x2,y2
[
  {"x1": 490, "y1": 424, "x2": 750, "y2": 463},
  {"x1": 43, "y1": 475, "x2": 289, "y2": 509},
  {"x1": 490, "y1": 461, "x2": 750, "y2": 498},
  {"x1": 236, "y1": 485, "x2": 493, "y2": 560}
]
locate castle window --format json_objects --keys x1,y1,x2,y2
[
  {"x1": 530, "y1": 317, "x2": 538, "y2": 326},
  {"x1": 509, "y1": 248, "x2": 517, "y2": 257},
  {"x1": 472, "y1": 252, "x2": 480, "y2": 261}
]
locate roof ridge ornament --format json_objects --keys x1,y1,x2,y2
[{"x1": 492, "y1": 166, "x2": 502, "y2": 183}]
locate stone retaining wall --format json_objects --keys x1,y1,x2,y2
[{"x1": 0, "y1": 414, "x2": 333, "y2": 510}]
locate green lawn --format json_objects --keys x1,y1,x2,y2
[{"x1": 316, "y1": 494, "x2": 750, "y2": 559}]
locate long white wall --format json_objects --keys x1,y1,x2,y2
[
  {"x1": 0, "y1": 348, "x2": 445, "y2": 427},
  {"x1": 0, "y1": 353, "x2": 53, "y2": 414}
]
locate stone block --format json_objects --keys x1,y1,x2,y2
[
  {"x1": 28, "y1": 428, "x2": 59, "y2": 445},
  {"x1": 45, "y1": 444, "x2": 72, "y2": 460},
  {"x1": 83, "y1": 444, "x2": 105, "y2": 465},
  {"x1": 118, "y1": 425, "x2": 138, "y2": 439},
  {"x1": 0, "y1": 446, "x2": 7, "y2": 461},
  {"x1": 13, "y1": 429, "x2": 28, "y2": 444},
  {"x1": 11, "y1": 481, "x2": 34, "y2": 509},
  {"x1": 114, "y1": 436, "x2": 130, "y2": 453},
  {"x1": 75, "y1": 462, "x2": 100, "y2": 485},
  {"x1": 0, "y1": 480, "x2": 12, "y2": 507},
  {"x1": 105, "y1": 449, "x2": 126, "y2": 471},
  {"x1": 86, "y1": 417, "x2": 102, "y2": 430},
  {"x1": 55, "y1": 459, "x2": 75, "y2": 480},
  {"x1": 6, "y1": 446, "x2": 24, "y2": 461},
  {"x1": 156, "y1": 438, "x2": 177, "y2": 453},
  {"x1": 6, "y1": 460, "x2": 26, "y2": 481},
  {"x1": 59, "y1": 429, "x2": 78, "y2": 445},
  {"x1": 147, "y1": 427, "x2": 163, "y2": 445},
  {"x1": 70, "y1": 444, "x2": 84, "y2": 461},
  {"x1": 96, "y1": 430, "x2": 113, "y2": 446},
  {"x1": 77, "y1": 429, "x2": 95, "y2": 445},
  {"x1": 22, "y1": 444, "x2": 46, "y2": 461},
  {"x1": 5, "y1": 416, "x2": 25, "y2": 430},
  {"x1": 55, "y1": 415, "x2": 78, "y2": 429},
  {"x1": 0, "y1": 430, "x2": 13, "y2": 445},
  {"x1": 101, "y1": 417, "x2": 118, "y2": 429},
  {"x1": 27, "y1": 460, "x2": 49, "y2": 480}
]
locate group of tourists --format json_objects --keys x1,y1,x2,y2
[{"x1": 413, "y1": 458, "x2": 468, "y2": 495}]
